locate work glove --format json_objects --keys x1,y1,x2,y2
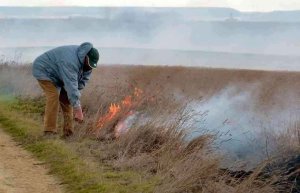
[{"x1": 74, "y1": 105, "x2": 84, "y2": 123}]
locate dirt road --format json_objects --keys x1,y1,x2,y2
[{"x1": 0, "y1": 128, "x2": 63, "y2": 193}]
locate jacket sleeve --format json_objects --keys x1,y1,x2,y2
[
  {"x1": 78, "y1": 70, "x2": 92, "y2": 90},
  {"x1": 58, "y1": 62, "x2": 81, "y2": 107}
]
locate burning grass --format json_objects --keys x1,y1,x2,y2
[
  {"x1": 1, "y1": 63, "x2": 300, "y2": 192},
  {"x1": 6, "y1": 95, "x2": 283, "y2": 192},
  {"x1": 93, "y1": 87, "x2": 143, "y2": 139}
]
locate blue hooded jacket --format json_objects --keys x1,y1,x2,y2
[{"x1": 32, "y1": 42, "x2": 93, "y2": 107}]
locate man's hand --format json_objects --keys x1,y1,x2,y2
[{"x1": 74, "y1": 106, "x2": 84, "y2": 123}]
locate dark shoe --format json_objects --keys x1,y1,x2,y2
[
  {"x1": 61, "y1": 129, "x2": 73, "y2": 140},
  {"x1": 42, "y1": 131, "x2": 58, "y2": 140}
]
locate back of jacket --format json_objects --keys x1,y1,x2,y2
[{"x1": 32, "y1": 42, "x2": 93, "y2": 107}]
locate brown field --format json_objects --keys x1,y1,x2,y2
[
  {"x1": 1, "y1": 64, "x2": 300, "y2": 192},
  {"x1": 91, "y1": 65, "x2": 300, "y2": 107},
  {"x1": 2, "y1": 64, "x2": 300, "y2": 110}
]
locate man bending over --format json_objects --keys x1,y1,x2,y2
[{"x1": 32, "y1": 42, "x2": 99, "y2": 138}]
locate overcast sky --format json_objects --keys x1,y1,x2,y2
[{"x1": 1, "y1": 0, "x2": 300, "y2": 12}]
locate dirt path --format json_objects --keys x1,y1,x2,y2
[{"x1": 0, "y1": 128, "x2": 63, "y2": 193}]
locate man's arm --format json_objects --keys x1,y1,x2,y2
[{"x1": 58, "y1": 62, "x2": 81, "y2": 107}]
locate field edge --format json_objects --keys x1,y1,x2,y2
[{"x1": 0, "y1": 96, "x2": 157, "y2": 193}]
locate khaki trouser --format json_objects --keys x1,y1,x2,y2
[{"x1": 38, "y1": 80, "x2": 73, "y2": 135}]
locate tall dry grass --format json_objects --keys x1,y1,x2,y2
[
  {"x1": 0, "y1": 64, "x2": 39, "y2": 96},
  {"x1": 1, "y1": 63, "x2": 299, "y2": 192}
]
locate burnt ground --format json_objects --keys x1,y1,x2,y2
[{"x1": 222, "y1": 155, "x2": 300, "y2": 192}]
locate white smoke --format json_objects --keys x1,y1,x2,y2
[{"x1": 185, "y1": 83, "x2": 300, "y2": 168}]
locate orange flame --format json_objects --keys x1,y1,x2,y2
[
  {"x1": 95, "y1": 87, "x2": 143, "y2": 138},
  {"x1": 96, "y1": 103, "x2": 121, "y2": 128}
]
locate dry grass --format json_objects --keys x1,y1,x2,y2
[
  {"x1": 0, "y1": 64, "x2": 39, "y2": 96},
  {"x1": 2, "y1": 64, "x2": 300, "y2": 111},
  {"x1": 1, "y1": 63, "x2": 300, "y2": 192}
]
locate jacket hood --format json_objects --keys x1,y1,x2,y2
[{"x1": 77, "y1": 42, "x2": 93, "y2": 64}]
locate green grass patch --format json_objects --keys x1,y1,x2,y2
[
  {"x1": 0, "y1": 96, "x2": 158, "y2": 193},
  {"x1": 10, "y1": 96, "x2": 45, "y2": 114}
]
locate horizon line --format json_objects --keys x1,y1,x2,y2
[{"x1": 1, "y1": 5, "x2": 300, "y2": 13}]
